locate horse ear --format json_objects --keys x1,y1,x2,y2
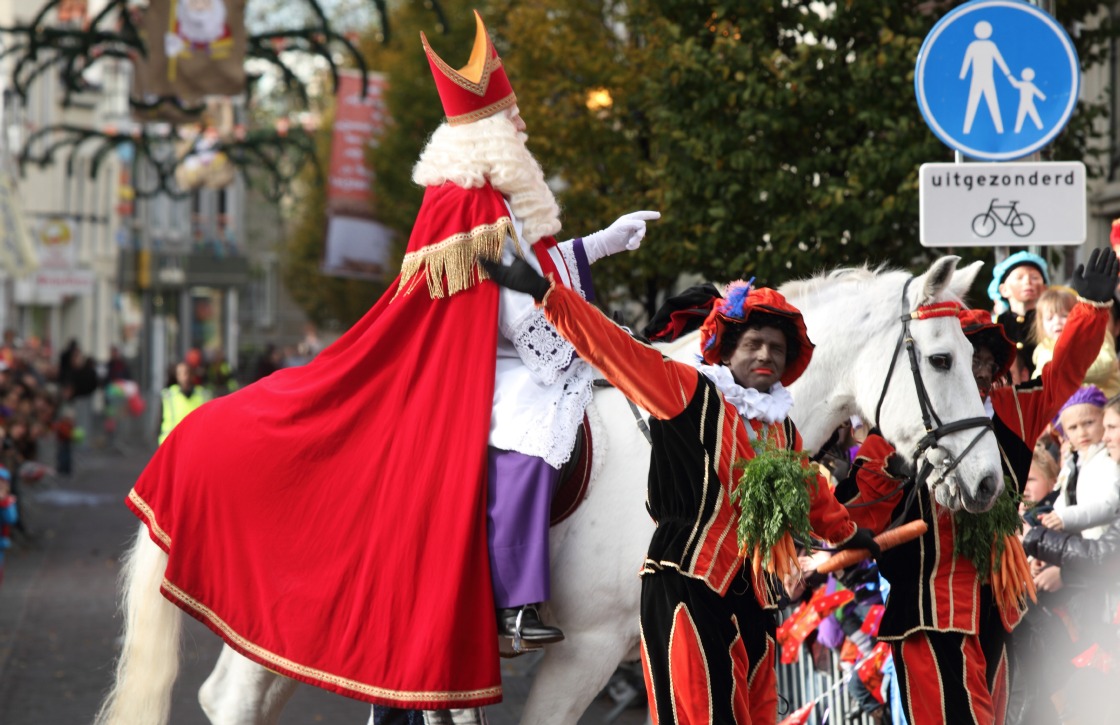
[
  {"x1": 910, "y1": 255, "x2": 960, "y2": 310},
  {"x1": 947, "y1": 260, "x2": 985, "y2": 302}
]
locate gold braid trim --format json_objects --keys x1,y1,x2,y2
[
  {"x1": 162, "y1": 578, "x2": 503, "y2": 703},
  {"x1": 396, "y1": 219, "x2": 511, "y2": 300},
  {"x1": 128, "y1": 489, "x2": 171, "y2": 548}
]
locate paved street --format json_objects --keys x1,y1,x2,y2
[{"x1": 0, "y1": 438, "x2": 647, "y2": 724}]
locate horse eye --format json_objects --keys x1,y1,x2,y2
[{"x1": 929, "y1": 353, "x2": 952, "y2": 371}]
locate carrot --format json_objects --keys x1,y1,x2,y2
[
  {"x1": 751, "y1": 544, "x2": 770, "y2": 602},
  {"x1": 990, "y1": 563, "x2": 1004, "y2": 612},
  {"x1": 1006, "y1": 536, "x2": 1037, "y2": 605},
  {"x1": 772, "y1": 532, "x2": 796, "y2": 580},
  {"x1": 784, "y1": 533, "x2": 798, "y2": 570},
  {"x1": 817, "y1": 520, "x2": 928, "y2": 574},
  {"x1": 1004, "y1": 545, "x2": 1016, "y2": 610}
]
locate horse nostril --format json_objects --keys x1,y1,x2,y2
[{"x1": 976, "y1": 475, "x2": 999, "y2": 502}]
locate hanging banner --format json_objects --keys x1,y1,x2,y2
[
  {"x1": 322, "y1": 69, "x2": 393, "y2": 281},
  {"x1": 322, "y1": 216, "x2": 394, "y2": 280},
  {"x1": 13, "y1": 216, "x2": 90, "y2": 305},
  {"x1": 136, "y1": 0, "x2": 247, "y2": 104},
  {"x1": 33, "y1": 216, "x2": 79, "y2": 270},
  {"x1": 327, "y1": 69, "x2": 389, "y2": 215},
  {"x1": 0, "y1": 174, "x2": 38, "y2": 275}
]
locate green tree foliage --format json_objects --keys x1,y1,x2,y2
[
  {"x1": 497, "y1": 1, "x2": 1114, "y2": 306},
  {"x1": 491, "y1": 1, "x2": 663, "y2": 307},
  {"x1": 625, "y1": 1, "x2": 1113, "y2": 293},
  {"x1": 289, "y1": 0, "x2": 1115, "y2": 323}
]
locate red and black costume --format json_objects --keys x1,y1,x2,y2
[
  {"x1": 849, "y1": 300, "x2": 1109, "y2": 725},
  {"x1": 539, "y1": 283, "x2": 859, "y2": 725}
]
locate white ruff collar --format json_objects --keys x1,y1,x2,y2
[{"x1": 697, "y1": 364, "x2": 793, "y2": 423}]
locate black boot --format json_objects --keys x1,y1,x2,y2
[{"x1": 496, "y1": 604, "x2": 564, "y2": 645}]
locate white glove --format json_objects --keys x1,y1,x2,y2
[{"x1": 581, "y1": 210, "x2": 660, "y2": 264}]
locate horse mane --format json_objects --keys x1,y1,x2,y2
[
  {"x1": 778, "y1": 263, "x2": 915, "y2": 331},
  {"x1": 778, "y1": 262, "x2": 895, "y2": 300}
]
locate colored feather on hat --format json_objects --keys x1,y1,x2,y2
[{"x1": 718, "y1": 277, "x2": 756, "y2": 320}]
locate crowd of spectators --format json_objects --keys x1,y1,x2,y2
[{"x1": 0, "y1": 327, "x2": 330, "y2": 595}]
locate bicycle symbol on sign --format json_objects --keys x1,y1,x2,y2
[{"x1": 971, "y1": 198, "x2": 1035, "y2": 238}]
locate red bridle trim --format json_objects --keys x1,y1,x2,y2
[{"x1": 910, "y1": 301, "x2": 962, "y2": 320}]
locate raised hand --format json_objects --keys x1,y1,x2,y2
[{"x1": 1070, "y1": 247, "x2": 1120, "y2": 303}]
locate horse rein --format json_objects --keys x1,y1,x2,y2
[{"x1": 871, "y1": 277, "x2": 994, "y2": 506}]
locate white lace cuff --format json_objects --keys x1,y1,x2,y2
[{"x1": 507, "y1": 308, "x2": 577, "y2": 386}]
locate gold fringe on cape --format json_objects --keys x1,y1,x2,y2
[{"x1": 396, "y1": 219, "x2": 512, "y2": 300}]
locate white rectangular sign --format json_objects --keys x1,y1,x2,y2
[{"x1": 919, "y1": 161, "x2": 1085, "y2": 247}]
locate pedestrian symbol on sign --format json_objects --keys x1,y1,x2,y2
[
  {"x1": 960, "y1": 21, "x2": 1048, "y2": 136},
  {"x1": 960, "y1": 21, "x2": 1011, "y2": 134}
]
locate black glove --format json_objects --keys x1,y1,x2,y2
[
  {"x1": 1070, "y1": 247, "x2": 1120, "y2": 303},
  {"x1": 1021, "y1": 524, "x2": 1044, "y2": 558},
  {"x1": 479, "y1": 257, "x2": 551, "y2": 303},
  {"x1": 837, "y1": 527, "x2": 881, "y2": 559}
]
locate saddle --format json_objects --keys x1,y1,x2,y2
[{"x1": 549, "y1": 414, "x2": 594, "y2": 526}]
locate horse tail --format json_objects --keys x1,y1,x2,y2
[{"x1": 94, "y1": 524, "x2": 182, "y2": 725}]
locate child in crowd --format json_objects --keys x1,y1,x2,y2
[
  {"x1": 1021, "y1": 441, "x2": 1060, "y2": 529},
  {"x1": 0, "y1": 467, "x2": 16, "y2": 588},
  {"x1": 1104, "y1": 393, "x2": 1120, "y2": 461},
  {"x1": 1041, "y1": 386, "x2": 1120, "y2": 540},
  {"x1": 1032, "y1": 287, "x2": 1120, "y2": 397},
  {"x1": 988, "y1": 250, "x2": 1049, "y2": 376}
]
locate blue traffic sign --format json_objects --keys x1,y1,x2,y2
[{"x1": 915, "y1": 0, "x2": 1080, "y2": 161}]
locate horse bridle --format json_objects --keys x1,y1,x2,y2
[{"x1": 871, "y1": 277, "x2": 994, "y2": 497}]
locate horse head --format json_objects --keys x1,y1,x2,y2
[{"x1": 783, "y1": 256, "x2": 1004, "y2": 513}]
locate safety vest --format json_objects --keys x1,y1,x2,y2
[{"x1": 159, "y1": 385, "x2": 210, "y2": 444}]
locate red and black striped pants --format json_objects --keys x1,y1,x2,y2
[
  {"x1": 639, "y1": 568, "x2": 777, "y2": 725},
  {"x1": 892, "y1": 626, "x2": 1008, "y2": 725}
]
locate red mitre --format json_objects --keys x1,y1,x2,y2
[
  {"x1": 699, "y1": 282, "x2": 815, "y2": 387},
  {"x1": 421, "y1": 10, "x2": 517, "y2": 126}
]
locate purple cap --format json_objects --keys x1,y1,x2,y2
[{"x1": 1053, "y1": 385, "x2": 1108, "y2": 434}]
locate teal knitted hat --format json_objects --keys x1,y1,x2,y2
[{"x1": 987, "y1": 251, "x2": 1049, "y2": 304}]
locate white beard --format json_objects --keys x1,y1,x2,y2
[
  {"x1": 177, "y1": 0, "x2": 228, "y2": 46},
  {"x1": 412, "y1": 114, "x2": 562, "y2": 245}
]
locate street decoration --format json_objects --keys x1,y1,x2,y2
[
  {"x1": 0, "y1": 0, "x2": 448, "y2": 199},
  {"x1": 136, "y1": 0, "x2": 248, "y2": 104}
]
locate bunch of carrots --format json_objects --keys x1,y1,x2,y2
[
  {"x1": 742, "y1": 530, "x2": 800, "y2": 600},
  {"x1": 990, "y1": 532, "x2": 1037, "y2": 616}
]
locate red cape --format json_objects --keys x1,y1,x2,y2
[{"x1": 128, "y1": 183, "x2": 514, "y2": 708}]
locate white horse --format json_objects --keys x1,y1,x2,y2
[{"x1": 97, "y1": 256, "x2": 1003, "y2": 725}]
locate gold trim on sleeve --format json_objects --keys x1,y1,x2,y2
[{"x1": 396, "y1": 219, "x2": 512, "y2": 300}]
